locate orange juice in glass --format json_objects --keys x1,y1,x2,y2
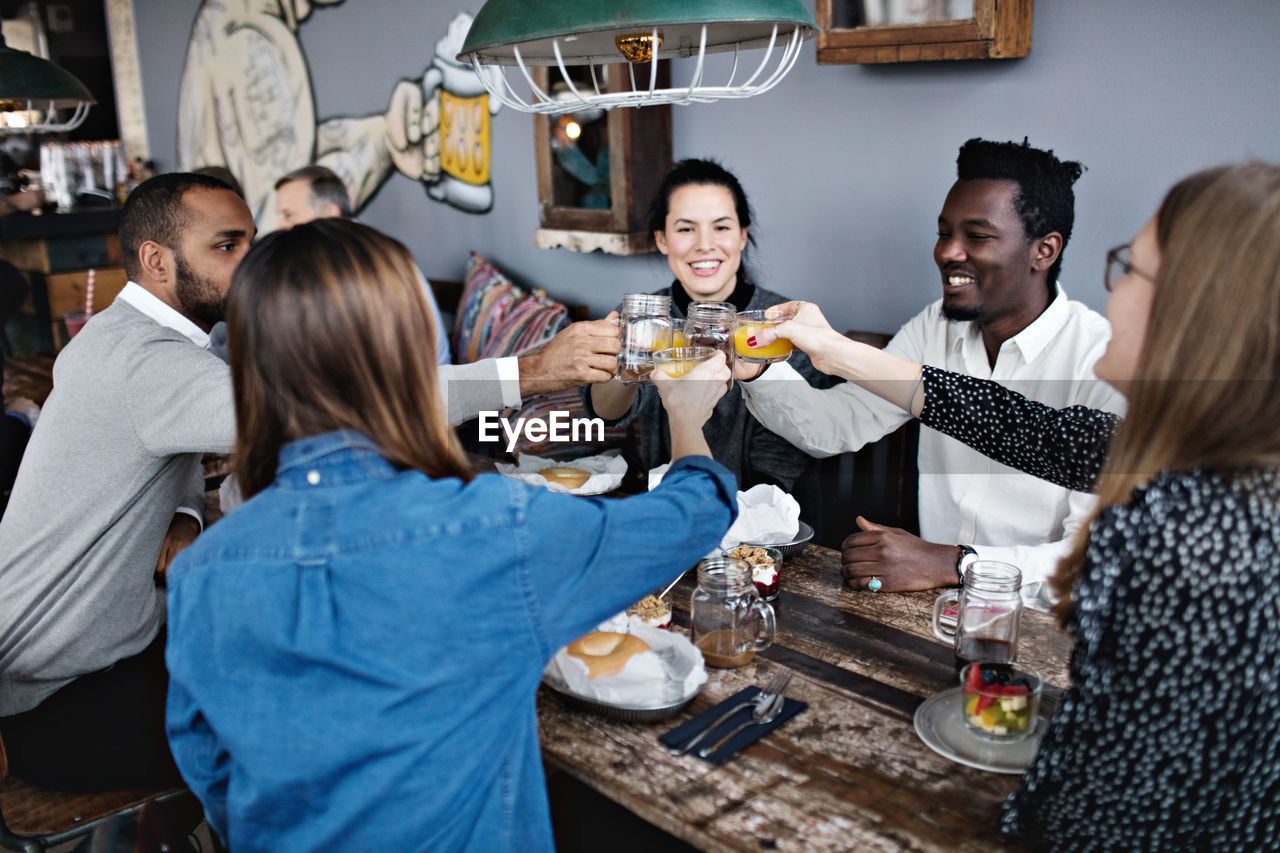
[
  {"x1": 654, "y1": 346, "x2": 731, "y2": 392},
  {"x1": 652, "y1": 346, "x2": 716, "y2": 378},
  {"x1": 734, "y1": 310, "x2": 793, "y2": 363}
]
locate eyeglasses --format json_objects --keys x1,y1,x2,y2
[{"x1": 1104, "y1": 243, "x2": 1156, "y2": 291}]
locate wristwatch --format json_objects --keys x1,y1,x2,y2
[{"x1": 956, "y1": 545, "x2": 978, "y2": 579}]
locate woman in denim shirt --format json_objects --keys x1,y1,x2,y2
[{"x1": 163, "y1": 219, "x2": 737, "y2": 852}]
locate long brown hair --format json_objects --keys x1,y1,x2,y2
[
  {"x1": 1051, "y1": 163, "x2": 1280, "y2": 625},
  {"x1": 226, "y1": 218, "x2": 472, "y2": 498}
]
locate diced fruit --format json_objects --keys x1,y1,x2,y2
[
  {"x1": 1000, "y1": 695, "x2": 1028, "y2": 712},
  {"x1": 961, "y1": 666, "x2": 1039, "y2": 738}
]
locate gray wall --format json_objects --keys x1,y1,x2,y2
[{"x1": 134, "y1": 0, "x2": 1280, "y2": 335}]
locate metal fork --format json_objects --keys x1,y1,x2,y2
[
  {"x1": 698, "y1": 688, "x2": 787, "y2": 758},
  {"x1": 668, "y1": 667, "x2": 792, "y2": 756}
]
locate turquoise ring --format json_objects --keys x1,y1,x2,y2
[{"x1": 868, "y1": 577, "x2": 882, "y2": 592}]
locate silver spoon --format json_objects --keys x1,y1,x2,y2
[
  {"x1": 698, "y1": 689, "x2": 787, "y2": 758},
  {"x1": 668, "y1": 668, "x2": 791, "y2": 756}
]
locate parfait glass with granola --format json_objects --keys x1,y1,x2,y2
[{"x1": 726, "y1": 544, "x2": 782, "y2": 601}]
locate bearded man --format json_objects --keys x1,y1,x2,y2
[
  {"x1": 740, "y1": 139, "x2": 1125, "y2": 608},
  {"x1": 0, "y1": 172, "x2": 253, "y2": 791}
]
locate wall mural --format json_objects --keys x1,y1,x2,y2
[{"x1": 176, "y1": 1, "x2": 500, "y2": 231}]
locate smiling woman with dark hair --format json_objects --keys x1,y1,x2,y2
[
  {"x1": 585, "y1": 158, "x2": 831, "y2": 510},
  {"x1": 162, "y1": 218, "x2": 737, "y2": 852}
]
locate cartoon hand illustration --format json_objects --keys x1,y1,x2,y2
[
  {"x1": 421, "y1": 68, "x2": 443, "y2": 183},
  {"x1": 386, "y1": 79, "x2": 426, "y2": 181}
]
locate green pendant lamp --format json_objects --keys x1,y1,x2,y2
[
  {"x1": 0, "y1": 32, "x2": 95, "y2": 135},
  {"x1": 457, "y1": 0, "x2": 817, "y2": 113}
]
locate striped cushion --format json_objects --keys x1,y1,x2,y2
[
  {"x1": 453, "y1": 252, "x2": 567, "y2": 361},
  {"x1": 452, "y1": 252, "x2": 625, "y2": 458}
]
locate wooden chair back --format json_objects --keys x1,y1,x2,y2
[{"x1": 0, "y1": 732, "x2": 190, "y2": 852}]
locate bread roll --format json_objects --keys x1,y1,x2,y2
[
  {"x1": 566, "y1": 631, "x2": 651, "y2": 679},
  {"x1": 540, "y1": 466, "x2": 591, "y2": 490}
]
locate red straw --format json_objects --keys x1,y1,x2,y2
[{"x1": 85, "y1": 269, "x2": 95, "y2": 317}]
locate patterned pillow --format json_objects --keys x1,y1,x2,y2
[
  {"x1": 453, "y1": 252, "x2": 567, "y2": 361},
  {"x1": 451, "y1": 252, "x2": 625, "y2": 458}
]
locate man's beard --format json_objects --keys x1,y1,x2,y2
[
  {"x1": 941, "y1": 303, "x2": 983, "y2": 323},
  {"x1": 174, "y1": 251, "x2": 226, "y2": 327}
]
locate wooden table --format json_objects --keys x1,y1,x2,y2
[{"x1": 537, "y1": 545, "x2": 1071, "y2": 852}]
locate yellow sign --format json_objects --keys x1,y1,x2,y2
[{"x1": 440, "y1": 91, "x2": 490, "y2": 186}]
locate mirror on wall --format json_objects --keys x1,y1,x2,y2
[
  {"x1": 831, "y1": 0, "x2": 975, "y2": 29},
  {"x1": 532, "y1": 64, "x2": 672, "y2": 256},
  {"x1": 816, "y1": 0, "x2": 1031, "y2": 65}
]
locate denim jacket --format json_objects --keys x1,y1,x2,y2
[{"x1": 165, "y1": 430, "x2": 736, "y2": 852}]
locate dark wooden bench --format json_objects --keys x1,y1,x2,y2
[{"x1": 811, "y1": 331, "x2": 920, "y2": 549}]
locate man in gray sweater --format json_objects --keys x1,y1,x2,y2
[
  {"x1": 0, "y1": 173, "x2": 619, "y2": 792},
  {"x1": 0, "y1": 173, "x2": 250, "y2": 790}
]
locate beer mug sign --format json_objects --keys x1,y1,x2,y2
[{"x1": 421, "y1": 12, "x2": 501, "y2": 213}]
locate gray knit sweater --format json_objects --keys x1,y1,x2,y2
[{"x1": 0, "y1": 298, "x2": 235, "y2": 715}]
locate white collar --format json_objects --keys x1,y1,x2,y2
[
  {"x1": 1003, "y1": 285, "x2": 1070, "y2": 365},
  {"x1": 116, "y1": 282, "x2": 211, "y2": 348},
  {"x1": 950, "y1": 284, "x2": 1070, "y2": 365}
]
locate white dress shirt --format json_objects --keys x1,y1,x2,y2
[{"x1": 740, "y1": 286, "x2": 1126, "y2": 608}]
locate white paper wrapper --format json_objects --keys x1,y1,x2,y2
[
  {"x1": 648, "y1": 466, "x2": 800, "y2": 556},
  {"x1": 595, "y1": 610, "x2": 631, "y2": 633},
  {"x1": 219, "y1": 473, "x2": 243, "y2": 515},
  {"x1": 719, "y1": 484, "x2": 800, "y2": 550},
  {"x1": 647, "y1": 462, "x2": 671, "y2": 492},
  {"x1": 544, "y1": 626, "x2": 706, "y2": 708},
  {"x1": 496, "y1": 451, "x2": 627, "y2": 495}
]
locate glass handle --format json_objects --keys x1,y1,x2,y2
[
  {"x1": 932, "y1": 590, "x2": 961, "y2": 643},
  {"x1": 752, "y1": 600, "x2": 776, "y2": 651}
]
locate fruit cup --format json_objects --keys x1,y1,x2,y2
[{"x1": 959, "y1": 662, "x2": 1042, "y2": 742}]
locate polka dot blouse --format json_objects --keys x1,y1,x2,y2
[
  {"x1": 918, "y1": 365, "x2": 1119, "y2": 493},
  {"x1": 919, "y1": 366, "x2": 1280, "y2": 850}
]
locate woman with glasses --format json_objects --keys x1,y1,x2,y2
[
  {"x1": 738, "y1": 162, "x2": 1280, "y2": 851},
  {"x1": 161, "y1": 218, "x2": 737, "y2": 852}
]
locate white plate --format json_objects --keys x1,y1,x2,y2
[{"x1": 913, "y1": 686, "x2": 1048, "y2": 774}]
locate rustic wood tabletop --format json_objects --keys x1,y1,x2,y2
[{"x1": 537, "y1": 544, "x2": 1072, "y2": 853}]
